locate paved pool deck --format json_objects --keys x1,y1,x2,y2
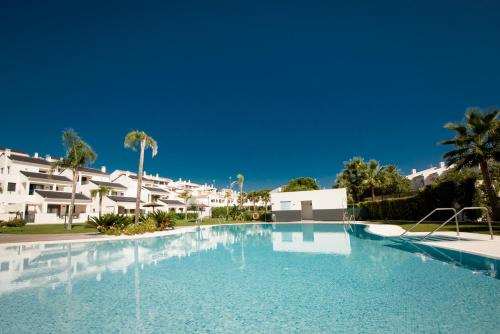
[{"x1": 365, "y1": 222, "x2": 500, "y2": 260}]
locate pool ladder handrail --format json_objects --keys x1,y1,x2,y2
[
  {"x1": 422, "y1": 206, "x2": 494, "y2": 241},
  {"x1": 400, "y1": 208, "x2": 458, "y2": 239}
]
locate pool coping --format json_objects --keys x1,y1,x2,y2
[
  {"x1": 1, "y1": 221, "x2": 499, "y2": 261},
  {"x1": 363, "y1": 222, "x2": 500, "y2": 260}
]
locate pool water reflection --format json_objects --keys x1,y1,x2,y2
[{"x1": 0, "y1": 224, "x2": 498, "y2": 333}]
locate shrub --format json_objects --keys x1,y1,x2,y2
[
  {"x1": 147, "y1": 211, "x2": 176, "y2": 229},
  {"x1": 0, "y1": 218, "x2": 27, "y2": 227},
  {"x1": 88, "y1": 214, "x2": 133, "y2": 231},
  {"x1": 358, "y1": 176, "x2": 478, "y2": 221},
  {"x1": 122, "y1": 218, "x2": 158, "y2": 235},
  {"x1": 211, "y1": 207, "x2": 227, "y2": 218}
]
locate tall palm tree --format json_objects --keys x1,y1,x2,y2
[
  {"x1": 441, "y1": 108, "x2": 500, "y2": 218},
  {"x1": 247, "y1": 191, "x2": 260, "y2": 213},
  {"x1": 124, "y1": 131, "x2": 158, "y2": 225},
  {"x1": 260, "y1": 189, "x2": 271, "y2": 213},
  {"x1": 237, "y1": 173, "x2": 244, "y2": 210},
  {"x1": 51, "y1": 129, "x2": 96, "y2": 230},
  {"x1": 90, "y1": 185, "x2": 110, "y2": 218},
  {"x1": 224, "y1": 180, "x2": 238, "y2": 221},
  {"x1": 364, "y1": 160, "x2": 384, "y2": 201},
  {"x1": 336, "y1": 157, "x2": 368, "y2": 203},
  {"x1": 178, "y1": 190, "x2": 192, "y2": 220}
]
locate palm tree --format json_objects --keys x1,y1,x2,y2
[
  {"x1": 441, "y1": 108, "x2": 500, "y2": 218},
  {"x1": 51, "y1": 129, "x2": 96, "y2": 230},
  {"x1": 237, "y1": 174, "x2": 244, "y2": 210},
  {"x1": 124, "y1": 131, "x2": 158, "y2": 225},
  {"x1": 247, "y1": 191, "x2": 260, "y2": 213},
  {"x1": 151, "y1": 194, "x2": 160, "y2": 213},
  {"x1": 364, "y1": 160, "x2": 384, "y2": 201},
  {"x1": 260, "y1": 189, "x2": 271, "y2": 213},
  {"x1": 90, "y1": 185, "x2": 110, "y2": 218},
  {"x1": 178, "y1": 190, "x2": 192, "y2": 220}
]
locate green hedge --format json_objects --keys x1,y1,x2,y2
[
  {"x1": 357, "y1": 178, "x2": 478, "y2": 221},
  {"x1": 211, "y1": 206, "x2": 272, "y2": 221}
]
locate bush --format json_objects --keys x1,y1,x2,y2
[
  {"x1": 122, "y1": 218, "x2": 158, "y2": 235},
  {"x1": 358, "y1": 176, "x2": 478, "y2": 221},
  {"x1": 147, "y1": 211, "x2": 176, "y2": 229},
  {"x1": 211, "y1": 207, "x2": 227, "y2": 218},
  {"x1": 0, "y1": 218, "x2": 27, "y2": 227},
  {"x1": 88, "y1": 214, "x2": 133, "y2": 232}
]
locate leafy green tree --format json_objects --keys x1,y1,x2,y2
[
  {"x1": 441, "y1": 108, "x2": 500, "y2": 218},
  {"x1": 282, "y1": 177, "x2": 319, "y2": 192},
  {"x1": 124, "y1": 130, "x2": 158, "y2": 225},
  {"x1": 335, "y1": 157, "x2": 367, "y2": 202},
  {"x1": 51, "y1": 129, "x2": 96, "y2": 230},
  {"x1": 364, "y1": 160, "x2": 384, "y2": 201},
  {"x1": 380, "y1": 165, "x2": 412, "y2": 196},
  {"x1": 90, "y1": 185, "x2": 111, "y2": 218}
]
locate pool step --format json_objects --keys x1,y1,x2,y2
[{"x1": 400, "y1": 235, "x2": 471, "y2": 242}]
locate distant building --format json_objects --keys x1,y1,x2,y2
[
  {"x1": 270, "y1": 188, "x2": 347, "y2": 222},
  {"x1": 0, "y1": 146, "x2": 242, "y2": 222},
  {"x1": 406, "y1": 162, "x2": 451, "y2": 190}
]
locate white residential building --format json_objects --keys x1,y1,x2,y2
[
  {"x1": 0, "y1": 146, "x2": 264, "y2": 223},
  {"x1": 406, "y1": 162, "x2": 451, "y2": 190},
  {"x1": 0, "y1": 148, "x2": 106, "y2": 223}
]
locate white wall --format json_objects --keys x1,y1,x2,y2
[{"x1": 271, "y1": 188, "x2": 347, "y2": 211}]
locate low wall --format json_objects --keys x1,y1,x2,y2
[
  {"x1": 273, "y1": 209, "x2": 344, "y2": 222},
  {"x1": 33, "y1": 213, "x2": 89, "y2": 224}
]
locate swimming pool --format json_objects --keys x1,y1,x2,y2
[{"x1": 0, "y1": 223, "x2": 498, "y2": 333}]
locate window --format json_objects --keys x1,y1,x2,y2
[
  {"x1": 0, "y1": 262, "x2": 9, "y2": 272},
  {"x1": 7, "y1": 183, "x2": 16, "y2": 192},
  {"x1": 0, "y1": 168, "x2": 3, "y2": 174},
  {"x1": 280, "y1": 201, "x2": 291, "y2": 210},
  {"x1": 7, "y1": 167, "x2": 10, "y2": 174}
]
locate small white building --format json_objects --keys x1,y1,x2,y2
[
  {"x1": 271, "y1": 188, "x2": 347, "y2": 222},
  {"x1": 406, "y1": 162, "x2": 451, "y2": 190}
]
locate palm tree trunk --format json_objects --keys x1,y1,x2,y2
[
  {"x1": 226, "y1": 200, "x2": 229, "y2": 221},
  {"x1": 479, "y1": 160, "x2": 498, "y2": 219},
  {"x1": 68, "y1": 170, "x2": 77, "y2": 230},
  {"x1": 99, "y1": 195, "x2": 102, "y2": 218},
  {"x1": 135, "y1": 139, "x2": 146, "y2": 225},
  {"x1": 371, "y1": 187, "x2": 375, "y2": 201}
]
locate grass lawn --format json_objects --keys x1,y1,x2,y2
[
  {"x1": 372, "y1": 221, "x2": 500, "y2": 236},
  {"x1": 0, "y1": 219, "x2": 259, "y2": 235},
  {"x1": 0, "y1": 224, "x2": 98, "y2": 234}
]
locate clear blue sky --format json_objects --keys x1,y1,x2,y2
[{"x1": 1, "y1": 0, "x2": 499, "y2": 190}]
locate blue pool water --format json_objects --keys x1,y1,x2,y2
[{"x1": 0, "y1": 223, "x2": 499, "y2": 333}]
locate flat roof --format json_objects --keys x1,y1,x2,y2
[
  {"x1": 8, "y1": 154, "x2": 51, "y2": 166},
  {"x1": 160, "y1": 199, "x2": 186, "y2": 206},
  {"x1": 143, "y1": 186, "x2": 168, "y2": 193},
  {"x1": 107, "y1": 196, "x2": 143, "y2": 203},
  {"x1": 90, "y1": 180, "x2": 126, "y2": 189},
  {"x1": 20, "y1": 171, "x2": 72, "y2": 183},
  {"x1": 35, "y1": 190, "x2": 91, "y2": 201}
]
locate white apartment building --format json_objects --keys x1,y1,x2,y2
[
  {"x1": 0, "y1": 146, "x2": 255, "y2": 223},
  {"x1": 0, "y1": 148, "x2": 107, "y2": 223},
  {"x1": 406, "y1": 162, "x2": 451, "y2": 190}
]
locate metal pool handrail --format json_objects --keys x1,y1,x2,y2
[
  {"x1": 422, "y1": 207, "x2": 494, "y2": 241},
  {"x1": 400, "y1": 208, "x2": 458, "y2": 238}
]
